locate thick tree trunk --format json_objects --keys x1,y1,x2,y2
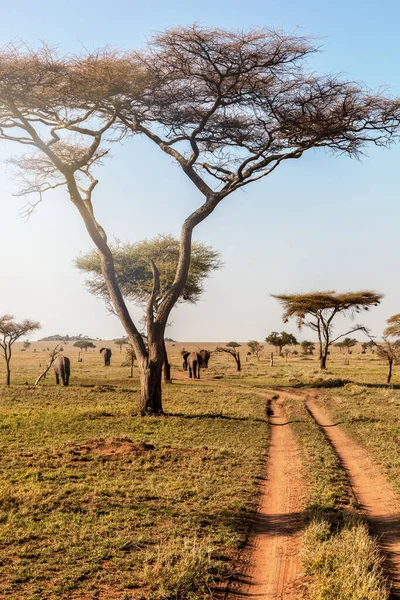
[
  {"x1": 138, "y1": 358, "x2": 163, "y2": 414},
  {"x1": 235, "y1": 353, "x2": 241, "y2": 371},
  {"x1": 320, "y1": 354, "x2": 327, "y2": 370},
  {"x1": 388, "y1": 358, "x2": 393, "y2": 384}
]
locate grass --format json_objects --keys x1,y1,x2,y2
[
  {"x1": 1, "y1": 340, "x2": 399, "y2": 598},
  {"x1": 0, "y1": 359, "x2": 269, "y2": 599},
  {"x1": 319, "y1": 384, "x2": 400, "y2": 494},
  {"x1": 284, "y1": 396, "x2": 390, "y2": 600}
]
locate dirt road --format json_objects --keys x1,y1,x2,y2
[
  {"x1": 226, "y1": 399, "x2": 305, "y2": 600},
  {"x1": 307, "y1": 396, "x2": 400, "y2": 598}
]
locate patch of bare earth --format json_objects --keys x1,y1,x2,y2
[
  {"x1": 66, "y1": 437, "x2": 154, "y2": 460},
  {"x1": 307, "y1": 396, "x2": 400, "y2": 599},
  {"x1": 226, "y1": 398, "x2": 306, "y2": 600}
]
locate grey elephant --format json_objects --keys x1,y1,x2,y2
[
  {"x1": 53, "y1": 355, "x2": 70, "y2": 386},
  {"x1": 182, "y1": 351, "x2": 190, "y2": 371},
  {"x1": 188, "y1": 352, "x2": 202, "y2": 379},
  {"x1": 199, "y1": 349, "x2": 211, "y2": 368},
  {"x1": 100, "y1": 347, "x2": 112, "y2": 366}
]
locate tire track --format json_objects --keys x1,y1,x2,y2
[
  {"x1": 306, "y1": 395, "x2": 400, "y2": 599},
  {"x1": 226, "y1": 398, "x2": 306, "y2": 600}
]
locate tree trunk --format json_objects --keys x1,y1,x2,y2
[
  {"x1": 320, "y1": 353, "x2": 327, "y2": 369},
  {"x1": 235, "y1": 353, "x2": 241, "y2": 371},
  {"x1": 162, "y1": 340, "x2": 172, "y2": 383},
  {"x1": 388, "y1": 358, "x2": 393, "y2": 384},
  {"x1": 6, "y1": 360, "x2": 10, "y2": 386},
  {"x1": 139, "y1": 358, "x2": 163, "y2": 414}
]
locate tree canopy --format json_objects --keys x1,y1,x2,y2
[
  {"x1": 75, "y1": 235, "x2": 222, "y2": 308},
  {"x1": 272, "y1": 291, "x2": 383, "y2": 368},
  {"x1": 73, "y1": 340, "x2": 96, "y2": 351},
  {"x1": 265, "y1": 331, "x2": 298, "y2": 354},
  {"x1": 0, "y1": 315, "x2": 41, "y2": 385}
]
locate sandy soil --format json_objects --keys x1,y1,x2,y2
[
  {"x1": 226, "y1": 398, "x2": 306, "y2": 600},
  {"x1": 307, "y1": 396, "x2": 400, "y2": 599}
]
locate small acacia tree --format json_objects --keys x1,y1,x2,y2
[
  {"x1": 301, "y1": 340, "x2": 315, "y2": 356},
  {"x1": 215, "y1": 344, "x2": 241, "y2": 371},
  {"x1": 248, "y1": 340, "x2": 263, "y2": 361},
  {"x1": 114, "y1": 338, "x2": 129, "y2": 353},
  {"x1": 73, "y1": 340, "x2": 96, "y2": 352},
  {"x1": 265, "y1": 331, "x2": 298, "y2": 355},
  {"x1": 0, "y1": 28, "x2": 399, "y2": 413},
  {"x1": 374, "y1": 314, "x2": 400, "y2": 384},
  {"x1": 335, "y1": 337, "x2": 358, "y2": 354},
  {"x1": 272, "y1": 291, "x2": 383, "y2": 369},
  {"x1": 0, "y1": 315, "x2": 40, "y2": 385}
]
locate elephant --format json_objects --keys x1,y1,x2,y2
[
  {"x1": 187, "y1": 352, "x2": 201, "y2": 379},
  {"x1": 182, "y1": 351, "x2": 190, "y2": 371},
  {"x1": 100, "y1": 347, "x2": 112, "y2": 366},
  {"x1": 53, "y1": 355, "x2": 70, "y2": 386},
  {"x1": 199, "y1": 349, "x2": 211, "y2": 368}
]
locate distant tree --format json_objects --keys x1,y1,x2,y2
[
  {"x1": 339, "y1": 337, "x2": 358, "y2": 354},
  {"x1": 265, "y1": 331, "x2": 298, "y2": 355},
  {"x1": 73, "y1": 340, "x2": 96, "y2": 352},
  {"x1": 23, "y1": 340, "x2": 31, "y2": 351},
  {"x1": 272, "y1": 291, "x2": 383, "y2": 369},
  {"x1": 0, "y1": 315, "x2": 41, "y2": 385},
  {"x1": 300, "y1": 341, "x2": 315, "y2": 356},
  {"x1": 114, "y1": 338, "x2": 129, "y2": 353},
  {"x1": 215, "y1": 346, "x2": 241, "y2": 371},
  {"x1": 226, "y1": 341, "x2": 241, "y2": 349},
  {"x1": 373, "y1": 314, "x2": 400, "y2": 383},
  {"x1": 247, "y1": 341, "x2": 264, "y2": 361},
  {"x1": 123, "y1": 344, "x2": 136, "y2": 378}
]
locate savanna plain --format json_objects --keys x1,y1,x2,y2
[{"x1": 1, "y1": 341, "x2": 400, "y2": 599}]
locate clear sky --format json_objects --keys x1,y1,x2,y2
[{"x1": 0, "y1": 0, "x2": 399, "y2": 342}]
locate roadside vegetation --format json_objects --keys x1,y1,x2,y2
[{"x1": 284, "y1": 396, "x2": 390, "y2": 600}]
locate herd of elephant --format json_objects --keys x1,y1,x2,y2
[
  {"x1": 53, "y1": 347, "x2": 211, "y2": 386},
  {"x1": 53, "y1": 348, "x2": 112, "y2": 386},
  {"x1": 181, "y1": 349, "x2": 211, "y2": 379}
]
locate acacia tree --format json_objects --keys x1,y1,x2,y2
[
  {"x1": 374, "y1": 314, "x2": 400, "y2": 384},
  {"x1": 265, "y1": 331, "x2": 297, "y2": 355},
  {"x1": 114, "y1": 338, "x2": 129, "y2": 353},
  {"x1": 248, "y1": 340, "x2": 264, "y2": 361},
  {"x1": 76, "y1": 235, "x2": 222, "y2": 382},
  {"x1": 0, "y1": 29, "x2": 399, "y2": 413},
  {"x1": 301, "y1": 340, "x2": 315, "y2": 355},
  {"x1": 272, "y1": 291, "x2": 383, "y2": 369},
  {"x1": 215, "y1": 344, "x2": 241, "y2": 371},
  {"x1": 335, "y1": 337, "x2": 358, "y2": 354},
  {"x1": 73, "y1": 340, "x2": 96, "y2": 351},
  {"x1": 0, "y1": 315, "x2": 40, "y2": 385}
]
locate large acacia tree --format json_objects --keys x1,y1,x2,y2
[
  {"x1": 272, "y1": 291, "x2": 383, "y2": 369},
  {"x1": 0, "y1": 28, "x2": 399, "y2": 413}
]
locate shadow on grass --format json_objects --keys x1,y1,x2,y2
[{"x1": 165, "y1": 412, "x2": 268, "y2": 423}]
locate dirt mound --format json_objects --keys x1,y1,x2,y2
[{"x1": 66, "y1": 437, "x2": 154, "y2": 460}]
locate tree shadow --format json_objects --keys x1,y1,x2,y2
[{"x1": 165, "y1": 412, "x2": 268, "y2": 423}]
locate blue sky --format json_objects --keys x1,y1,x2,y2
[{"x1": 0, "y1": 0, "x2": 399, "y2": 342}]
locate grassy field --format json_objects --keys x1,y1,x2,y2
[{"x1": 1, "y1": 339, "x2": 399, "y2": 598}]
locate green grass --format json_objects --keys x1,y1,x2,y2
[
  {"x1": 319, "y1": 384, "x2": 400, "y2": 494},
  {"x1": 0, "y1": 381, "x2": 268, "y2": 599},
  {"x1": 284, "y1": 396, "x2": 390, "y2": 600}
]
